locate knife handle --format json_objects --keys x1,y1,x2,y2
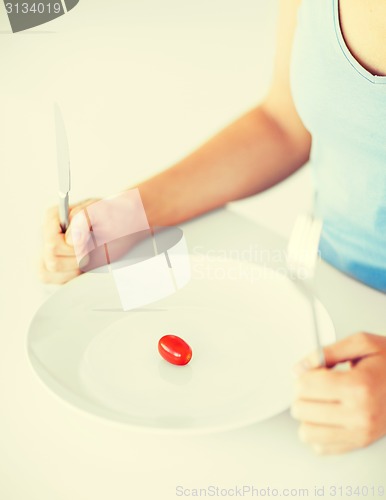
[{"x1": 59, "y1": 192, "x2": 69, "y2": 233}]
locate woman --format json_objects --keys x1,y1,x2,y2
[{"x1": 40, "y1": 0, "x2": 386, "y2": 454}]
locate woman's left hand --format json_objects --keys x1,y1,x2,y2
[{"x1": 291, "y1": 332, "x2": 386, "y2": 454}]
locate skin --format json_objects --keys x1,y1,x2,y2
[
  {"x1": 292, "y1": 333, "x2": 386, "y2": 454},
  {"x1": 339, "y1": 0, "x2": 386, "y2": 77},
  {"x1": 40, "y1": 199, "x2": 97, "y2": 284},
  {"x1": 40, "y1": 0, "x2": 386, "y2": 453}
]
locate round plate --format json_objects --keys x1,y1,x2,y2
[{"x1": 27, "y1": 256, "x2": 335, "y2": 433}]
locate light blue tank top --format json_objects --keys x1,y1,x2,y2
[{"x1": 290, "y1": 0, "x2": 386, "y2": 292}]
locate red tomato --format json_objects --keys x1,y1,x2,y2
[{"x1": 158, "y1": 335, "x2": 192, "y2": 366}]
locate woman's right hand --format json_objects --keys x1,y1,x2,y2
[
  {"x1": 39, "y1": 199, "x2": 99, "y2": 285},
  {"x1": 39, "y1": 190, "x2": 152, "y2": 284}
]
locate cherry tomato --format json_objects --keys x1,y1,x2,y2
[{"x1": 158, "y1": 335, "x2": 192, "y2": 366}]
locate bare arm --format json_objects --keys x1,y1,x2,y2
[
  {"x1": 40, "y1": 0, "x2": 309, "y2": 284},
  {"x1": 139, "y1": 0, "x2": 310, "y2": 227}
]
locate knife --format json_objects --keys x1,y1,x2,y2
[{"x1": 54, "y1": 103, "x2": 71, "y2": 233}]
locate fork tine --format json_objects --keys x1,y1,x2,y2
[
  {"x1": 287, "y1": 214, "x2": 314, "y2": 272},
  {"x1": 303, "y1": 216, "x2": 323, "y2": 271},
  {"x1": 287, "y1": 215, "x2": 308, "y2": 266},
  {"x1": 286, "y1": 213, "x2": 325, "y2": 367}
]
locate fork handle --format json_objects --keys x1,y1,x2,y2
[{"x1": 309, "y1": 294, "x2": 326, "y2": 368}]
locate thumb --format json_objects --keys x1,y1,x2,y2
[
  {"x1": 65, "y1": 223, "x2": 91, "y2": 269},
  {"x1": 65, "y1": 199, "x2": 98, "y2": 247},
  {"x1": 65, "y1": 206, "x2": 90, "y2": 248},
  {"x1": 65, "y1": 224, "x2": 85, "y2": 248},
  {"x1": 293, "y1": 332, "x2": 379, "y2": 374}
]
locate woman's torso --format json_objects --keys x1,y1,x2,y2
[{"x1": 290, "y1": 0, "x2": 386, "y2": 291}]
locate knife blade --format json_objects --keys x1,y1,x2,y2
[{"x1": 54, "y1": 103, "x2": 71, "y2": 233}]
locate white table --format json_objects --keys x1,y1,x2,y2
[
  {"x1": 1, "y1": 208, "x2": 386, "y2": 500},
  {"x1": 1, "y1": 1, "x2": 385, "y2": 498}
]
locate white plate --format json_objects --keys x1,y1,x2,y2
[{"x1": 27, "y1": 256, "x2": 335, "y2": 433}]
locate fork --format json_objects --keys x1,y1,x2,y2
[{"x1": 286, "y1": 214, "x2": 326, "y2": 368}]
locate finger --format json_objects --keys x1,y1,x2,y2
[
  {"x1": 44, "y1": 209, "x2": 74, "y2": 256},
  {"x1": 311, "y1": 442, "x2": 360, "y2": 455},
  {"x1": 291, "y1": 400, "x2": 357, "y2": 427},
  {"x1": 39, "y1": 259, "x2": 80, "y2": 285},
  {"x1": 298, "y1": 422, "x2": 347, "y2": 446},
  {"x1": 294, "y1": 332, "x2": 380, "y2": 373},
  {"x1": 65, "y1": 224, "x2": 87, "y2": 248},
  {"x1": 353, "y1": 353, "x2": 386, "y2": 381},
  {"x1": 65, "y1": 210, "x2": 93, "y2": 250},
  {"x1": 67, "y1": 198, "x2": 99, "y2": 244},
  {"x1": 43, "y1": 255, "x2": 80, "y2": 273},
  {"x1": 44, "y1": 206, "x2": 64, "y2": 236},
  {"x1": 324, "y1": 333, "x2": 381, "y2": 366},
  {"x1": 298, "y1": 422, "x2": 371, "y2": 453},
  {"x1": 44, "y1": 232, "x2": 76, "y2": 258},
  {"x1": 298, "y1": 420, "x2": 376, "y2": 454},
  {"x1": 294, "y1": 369, "x2": 349, "y2": 401},
  {"x1": 44, "y1": 200, "x2": 95, "y2": 234}
]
